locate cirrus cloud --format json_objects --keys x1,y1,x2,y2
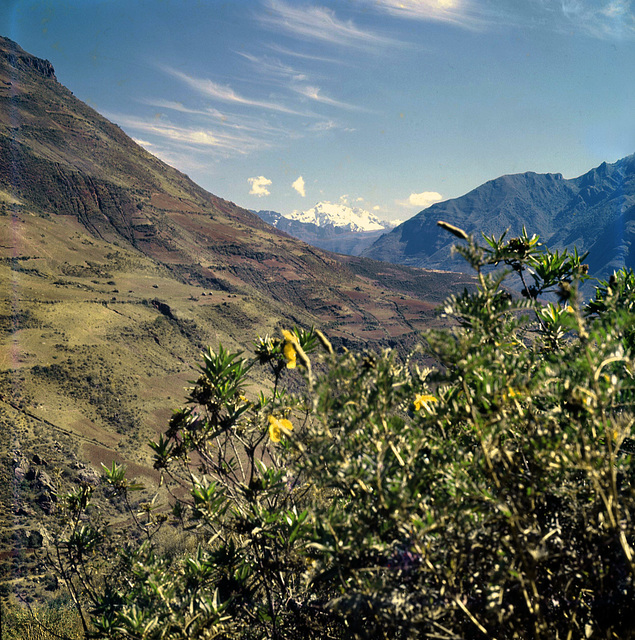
[
  {"x1": 557, "y1": 0, "x2": 635, "y2": 39},
  {"x1": 366, "y1": 0, "x2": 489, "y2": 30},
  {"x1": 260, "y1": 0, "x2": 396, "y2": 49},
  {"x1": 294, "y1": 85, "x2": 368, "y2": 111},
  {"x1": 161, "y1": 66, "x2": 306, "y2": 116}
]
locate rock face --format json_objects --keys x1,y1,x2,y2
[
  {"x1": 11, "y1": 450, "x2": 59, "y2": 514},
  {"x1": 0, "y1": 36, "x2": 56, "y2": 79},
  {"x1": 363, "y1": 155, "x2": 635, "y2": 280},
  {"x1": 34, "y1": 470, "x2": 58, "y2": 514}
]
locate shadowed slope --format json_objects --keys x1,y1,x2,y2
[{"x1": 364, "y1": 157, "x2": 635, "y2": 280}]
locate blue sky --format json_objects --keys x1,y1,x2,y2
[{"x1": 2, "y1": 0, "x2": 635, "y2": 222}]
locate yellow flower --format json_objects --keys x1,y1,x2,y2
[
  {"x1": 281, "y1": 329, "x2": 298, "y2": 369},
  {"x1": 414, "y1": 393, "x2": 438, "y2": 413},
  {"x1": 268, "y1": 415, "x2": 293, "y2": 443},
  {"x1": 283, "y1": 342, "x2": 297, "y2": 368},
  {"x1": 268, "y1": 418, "x2": 281, "y2": 442}
]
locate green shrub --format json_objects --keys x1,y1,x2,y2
[
  {"x1": 49, "y1": 226, "x2": 635, "y2": 639},
  {"x1": 2, "y1": 600, "x2": 84, "y2": 639}
]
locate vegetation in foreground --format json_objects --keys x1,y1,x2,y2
[{"x1": 11, "y1": 225, "x2": 635, "y2": 639}]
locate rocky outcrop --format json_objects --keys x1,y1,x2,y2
[
  {"x1": 12, "y1": 449, "x2": 59, "y2": 514},
  {"x1": 3, "y1": 52, "x2": 56, "y2": 79},
  {"x1": 0, "y1": 36, "x2": 56, "y2": 79}
]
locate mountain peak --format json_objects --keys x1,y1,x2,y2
[
  {"x1": 363, "y1": 156, "x2": 635, "y2": 280},
  {"x1": 287, "y1": 201, "x2": 387, "y2": 232},
  {"x1": 0, "y1": 35, "x2": 56, "y2": 79}
]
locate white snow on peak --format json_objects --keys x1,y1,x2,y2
[{"x1": 285, "y1": 201, "x2": 388, "y2": 232}]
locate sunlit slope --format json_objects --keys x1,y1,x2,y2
[{"x1": 0, "y1": 34, "x2": 473, "y2": 491}]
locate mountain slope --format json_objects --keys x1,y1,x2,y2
[
  {"x1": 363, "y1": 157, "x2": 635, "y2": 279},
  {"x1": 0, "y1": 35, "x2": 469, "y2": 340},
  {"x1": 0, "y1": 34, "x2": 473, "y2": 578}
]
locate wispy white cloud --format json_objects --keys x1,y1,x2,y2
[
  {"x1": 161, "y1": 66, "x2": 306, "y2": 115},
  {"x1": 237, "y1": 51, "x2": 308, "y2": 82},
  {"x1": 106, "y1": 113, "x2": 268, "y2": 156},
  {"x1": 132, "y1": 138, "x2": 153, "y2": 148},
  {"x1": 138, "y1": 98, "x2": 212, "y2": 118},
  {"x1": 372, "y1": 0, "x2": 482, "y2": 27},
  {"x1": 367, "y1": 0, "x2": 635, "y2": 39},
  {"x1": 236, "y1": 52, "x2": 365, "y2": 113},
  {"x1": 259, "y1": 0, "x2": 397, "y2": 49},
  {"x1": 308, "y1": 119, "x2": 354, "y2": 132},
  {"x1": 556, "y1": 0, "x2": 635, "y2": 38},
  {"x1": 249, "y1": 176, "x2": 272, "y2": 197},
  {"x1": 292, "y1": 176, "x2": 306, "y2": 197},
  {"x1": 367, "y1": 0, "x2": 489, "y2": 29},
  {"x1": 265, "y1": 43, "x2": 345, "y2": 65},
  {"x1": 601, "y1": 0, "x2": 631, "y2": 18},
  {"x1": 138, "y1": 98, "x2": 298, "y2": 139},
  {"x1": 294, "y1": 85, "x2": 367, "y2": 111},
  {"x1": 141, "y1": 146, "x2": 209, "y2": 174}
]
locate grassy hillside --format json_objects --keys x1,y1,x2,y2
[{"x1": 0, "y1": 35, "x2": 475, "y2": 602}]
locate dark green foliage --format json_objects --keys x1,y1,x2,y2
[
  {"x1": 0, "y1": 308, "x2": 43, "y2": 332},
  {"x1": 50, "y1": 227, "x2": 635, "y2": 639},
  {"x1": 587, "y1": 267, "x2": 635, "y2": 354}
]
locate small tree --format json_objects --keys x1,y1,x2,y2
[{"x1": 51, "y1": 226, "x2": 635, "y2": 639}]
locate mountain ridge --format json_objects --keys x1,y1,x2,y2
[{"x1": 363, "y1": 156, "x2": 635, "y2": 279}]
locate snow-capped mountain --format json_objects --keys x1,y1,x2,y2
[
  {"x1": 252, "y1": 202, "x2": 399, "y2": 256},
  {"x1": 287, "y1": 201, "x2": 389, "y2": 232}
]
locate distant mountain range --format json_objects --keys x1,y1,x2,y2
[
  {"x1": 253, "y1": 202, "x2": 398, "y2": 256},
  {"x1": 364, "y1": 156, "x2": 635, "y2": 280},
  {"x1": 287, "y1": 201, "x2": 388, "y2": 232}
]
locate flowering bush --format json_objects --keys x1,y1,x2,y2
[{"x1": 51, "y1": 226, "x2": 635, "y2": 639}]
